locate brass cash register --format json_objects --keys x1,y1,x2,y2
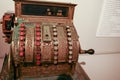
[{"x1": 0, "y1": 0, "x2": 94, "y2": 80}]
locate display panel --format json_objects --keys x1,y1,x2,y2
[{"x1": 21, "y1": 4, "x2": 69, "y2": 17}]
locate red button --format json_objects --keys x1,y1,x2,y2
[
  {"x1": 19, "y1": 52, "x2": 24, "y2": 57},
  {"x1": 19, "y1": 42, "x2": 25, "y2": 46},
  {"x1": 36, "y1": 36, "x2": 40, "y2": 40},
  {"x1": 36, "y1": 42, "x2": 40, "y2": 46},
  {"x1": 20, "y1": 36, "x2": 25, "y2": 40},
  {"x1": 19, "y1": 47, "x2": 24, "y2": 51},
  {"x1": 36, "y1": 32, "x2": 40, "y2": 36},
  {"x1": 20, "y1": 27, "x2": 25, "y2": 31},
  {"x1": 36, "y1": 55, "x2": 40, "y2": 60},
  {"x1": 20, "y1": 32, "x2": 25, "y2": 36},
  {"x1": 36, "y1": 61, "x2": 40, "y2": 65}
]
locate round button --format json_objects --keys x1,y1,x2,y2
[
  {"x1": 36, "y1": 61, "x2": 41, "y2": 65},
  {"x1": 36, "y1": 36, "x2": 40, "y2": 41},
  {"x1": 53, "y1": 32, "x2": 57, "y2": 36},
  {"x1": 19, "y1": 47, "x2": 24, "y2": 51},
  {"x1": 19, "y1": 27, "x2": 25, "y2": 31},
  {"x1": 54, "y1": 56, "x2": 58, "y2": 60},
  {"x1": 36, "y1": 55, "x2": 40, "y2": 60},
  {"x1": 54, "y1": 46, "x2": 58, "y2": 51},
  {"x1": 68, "y1": 60, "x2": 72, "y2": 63},
  {"x1": 69, "y1": 51, "x2": 73, "y2": 55},
  {"x1": 36, "y1": 32, "x2": 41, "y2": 36},
  {"x1": 66, "y1": 26, "x2": 70, "y2": 28},
  {"x1": 20, "y1": 36, "x2": 25, "y2": 41},
  {"x1": 19, "y1": 42, "x2": 25, "y2": 46},
  {"x1": 68, "y1": 41, "x2": 72, "y2": 45},
  {"x1": 19, "y1": 52, "x2": 24, "y2": 57},
  {"x1": 20, "y1": 31, "x2": 25, "y2": 36},
  {"x1": 53, "y1": 28, "x2": 57, "y2": 32},
  {"x1": 67, "y1": 33, "x2": 71, "y2": 36},
  {"x1": 53, "y1": 25, "x2": 56, "y2": 28},
  {"x1": 69, "y1": 56, "x2": 72, "y2": 59},
  {"x1": 69, "y1": 46, "x2": 73, "y2": 50},
  {"x1": 68, "y1": 38, "x2": 72, "y2": 41},
  {"x1": 54, "y1": 51, "x2": 58, "y2": 55},
  {"x1": 54, "y1": 61, "x2": 57, "y2": 64},
  {"x1": 67, "y1": 29, "x2": 71, "y2": 32},
  {"x1": 54, "y1": 41, "x2": 58, "y2": 46},
  {"x1": 36, "y1": 42, "x2": 40, "y2": 46}
]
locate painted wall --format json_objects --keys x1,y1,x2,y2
[
  {"x1": 79, "y1": 53, "x2": 120, "y2": 80},
  {"x1": 0, "y1": 0, "x2": 120, "y2": 80}
]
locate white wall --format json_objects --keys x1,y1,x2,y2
[
  {"x1": 79, "y1": 53, "x2": 120, "y2": 80},
  {"x1": 73, "y1": 0, "x2": 120, "y2": 54},
  {"x1": 0, "y1": 0, "x2": 120, "y2": 80},
  {"x1": 0, "y1": 0, "x2": 14, "y2": 17}
]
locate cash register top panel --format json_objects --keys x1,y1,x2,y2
[{"x1": 14, "y1": 0, "x2": 77, "y2": 22}]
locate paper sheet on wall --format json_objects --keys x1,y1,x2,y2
[{"x1": 96, "y1": 0, "x2": 120, "y2": 37}]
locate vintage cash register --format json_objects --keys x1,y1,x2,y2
[{"x1": 0, "y1": 0, "x2": 94, "y2": 80}]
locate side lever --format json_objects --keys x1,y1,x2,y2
[{"x1": 80, "y1": 49, "x2": 95, "y2": 55}]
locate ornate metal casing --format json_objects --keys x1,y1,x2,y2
[{"x1": 12, "y1": 0, "x2": 80, "y2": 78}]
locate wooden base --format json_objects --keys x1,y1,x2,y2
[
  {"x1": 0, "y1": 55, "x2": 90, "y2": 80},
  {"x1": 22, "y1": 63, "x2": 90, "y2": 80}
]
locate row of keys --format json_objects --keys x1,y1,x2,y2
[
  {"x1": 66, "y1": 26, "x2": 73, "y2": 63},
  {"x1": 53, "y1": 25, "x2": 58, "y2": 64},
  {"x1": 19, "y1": 23, "x2": 26, "y2": 62},
  {"x1": 35, "y1": 24, "x2": 41, "y2": 65}
]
